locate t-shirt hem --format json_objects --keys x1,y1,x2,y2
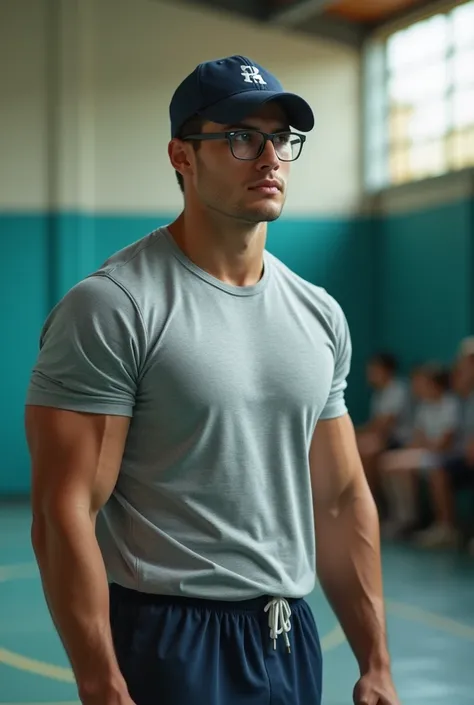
[
  {"x1": 318, "y1": 404, "x2": 348, "y2": 421},
  {"x1": 25, "y1": 391, "x2": 134, "y2": 417}
]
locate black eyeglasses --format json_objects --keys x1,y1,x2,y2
[{"x1": 182, "y1": 129, "x2": 306, "y2": 162}]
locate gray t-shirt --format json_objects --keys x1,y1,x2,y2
[{"x1": 26, "y1": 227, "x2": 351, "y2": 600}]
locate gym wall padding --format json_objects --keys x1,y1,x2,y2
[{"x1": 375, "y1": 197, "x2": 474, "y2": 372}]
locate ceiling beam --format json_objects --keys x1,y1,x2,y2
[
  {"x1": 371, "y1": 0, "x2": 444, "y2": 29},
  {"x1": 268, "y1": 0, "x2": 338, "y2": 27}
]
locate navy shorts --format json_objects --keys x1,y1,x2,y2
[{"x1": 109, "y1": 584, "x2": 323, "y2": 705}]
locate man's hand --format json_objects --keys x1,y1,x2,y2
[
  {"x1": 80, "y1": 687, "x2": 136, "y2": 705},
  {"x1": 353, "y1": 669, "x2": 401, "y2": 705}
]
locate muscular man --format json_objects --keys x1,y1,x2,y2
[{"x1": 25, "y1": 55, "x2": 399, "y2": 705}]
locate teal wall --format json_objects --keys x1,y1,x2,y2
[
  {"x1": 1, "y1": 213, "x2": 373, "y2": 495},
  {"x1": 375, "y1": 198, "x2": 474, "y2": 372},
  {"x1": 2, "y1": 216, "x2": 51, "y2": 496}
]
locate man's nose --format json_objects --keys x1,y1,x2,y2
[{"x1": 255, "y1": 138, "x2": 280, "y2": 171}]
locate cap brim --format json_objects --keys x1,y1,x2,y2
[{"x1": 199, "y1": 90, "x2": 315, "y2": 132}]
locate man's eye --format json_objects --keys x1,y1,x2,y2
[{"x1": 233, "y1": 132, "x2": 253, "y2": 142}]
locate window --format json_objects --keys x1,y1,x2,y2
[{"x1": 364, "y1": 1, "x2": 474, "y2": 190}]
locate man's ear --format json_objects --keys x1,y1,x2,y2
[{"x1": 168, "y1": 138, "x2": 194, "y2": 182}]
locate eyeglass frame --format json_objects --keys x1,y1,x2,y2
[{"x1": 180, "y1": 128, "x2": 307, "y2": 162}]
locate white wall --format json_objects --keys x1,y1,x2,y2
[
  {"x1": 0, "y1": 0, "x2": 49, "y2": 210},
  {"x1": 0, "y1": 0, "x2": 362, "y2": 217}
]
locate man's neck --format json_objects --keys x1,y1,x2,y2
[{"x1": 167, "y1": 210, "x2": 267, "y2": 288}]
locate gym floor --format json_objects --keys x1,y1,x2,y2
[{"x1": 1, "y1": 503, "x2": 473, "y2": 705}]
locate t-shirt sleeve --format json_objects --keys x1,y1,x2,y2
[
  {"x1": 26, "y1": 274, "x2": 147, "y2": 417},
  {"x1": 319, "y1": 296, "x2": 352, "y2": 420}
]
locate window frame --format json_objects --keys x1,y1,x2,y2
[{"x1": 363, "y1": 0, "x2": 474, "y2": 192}]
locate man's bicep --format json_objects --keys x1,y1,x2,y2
[
  {"x1": 310, "y1": 413, "x2": 365, "y2": 511},
  {"x1": 27, "y1": 274, "x2": 146, "y2": 416},
  {"x1": 26, "y1": 405, "x2": 130, "y2": 515}
]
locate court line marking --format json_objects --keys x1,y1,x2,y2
[
  {"x1": 0, "y1": 562, "x2": 38, "y2": 583},
  {"x1": 386, "y1": 599, "x2": 474, "y2": 640},
  {"x1": 0, "y1": 648, "x2": 75, "y2": 682},
  {"x1": 320, "y1": 623, "x2": 346, "y2": 651}
]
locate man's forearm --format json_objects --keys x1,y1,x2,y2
[
  {"x1": 315, "y1": 483, "x2": 390, "y2": 674},
  {"x1": 32, "y1": 508, "x2": 128, "y2": 700}
]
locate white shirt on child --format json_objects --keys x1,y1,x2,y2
[
  {"x1": 414, "y1": 394, "x2": 460, "y2": 440},
  {"x1": 370, "y1": 378, "x2": 411, "y2": 442}
]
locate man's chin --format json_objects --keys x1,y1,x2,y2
[{"x1": 240, "y1": 202, "x2": 284, "y2": 223}]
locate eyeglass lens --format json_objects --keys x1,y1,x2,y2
[{"x1": 230, "y1": 132, "x2": 302, "y2": 161}]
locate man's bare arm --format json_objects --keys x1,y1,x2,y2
[
  {"x1": 26, "y1": 405, "x2": 133, "y2": 704},
  {"x1": 311, "y1": 413, "x2": 390, "y2": 675}
]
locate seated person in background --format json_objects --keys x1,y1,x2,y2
[
  {"x1": 357, "y1": 353, "x2": 410, "y2": 507},
  {"x1": 379, "y1": 363, "x2": 460, "y2": 538},
  {"x1": 415, "y1": 352, "x2": 474, "y2": 548}
]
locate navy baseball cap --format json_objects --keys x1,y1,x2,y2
[{"x1": 169, "y1": 55, "x2": 315, "y2": 138}]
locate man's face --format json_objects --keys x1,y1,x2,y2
[{"x1": 184, "y1": 102, "x2": 293, "y2": 224}]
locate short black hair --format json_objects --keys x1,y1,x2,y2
[
  {"x1": 174, "y1": 114, "x2": 205, "y2": 193},
  {"x1": 421, "y1": 363, "x2": 451, "y2": 391},
  {"x1": 369, "y1": 352, "x2": 398, "y2": 374}
]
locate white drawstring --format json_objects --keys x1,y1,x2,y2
[{"x1": 264, "y1": 597, "x2": 292, "y2": 653}]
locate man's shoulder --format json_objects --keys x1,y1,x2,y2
[
  {"x1": 47, "y1": 228, "x2": 170, "y2": 323},
  {"x1": 76, "y1": 226, "x2": 173, "y2": 307},
  {"x1": 95, "y1": 227, "x2": 166, "y2": 280}
]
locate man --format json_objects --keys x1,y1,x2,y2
[{"x1": 25, "y1": 55, "x2": 399, "y2": 705}]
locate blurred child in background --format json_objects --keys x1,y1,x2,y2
[
  {"x1": 415, "y1": 353, "x2": 474, "y2": 548},
  {"x1": 379, "y1": 363, "x2": 460, "y2": 539},
  {"x1": 357, "y1": 353, "x2": 411, "y2": 513}
]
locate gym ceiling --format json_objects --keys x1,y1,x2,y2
[{"x1": 159, "y1": 0, "x2": 444, "y2": 47}]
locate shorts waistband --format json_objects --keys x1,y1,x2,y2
[{"x1": 109, "y1": 582, "x2": 304, "y2": 614}]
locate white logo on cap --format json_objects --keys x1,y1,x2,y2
[{"x1": 240, "y1": 66, "x2": 267, "y2": 85}]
